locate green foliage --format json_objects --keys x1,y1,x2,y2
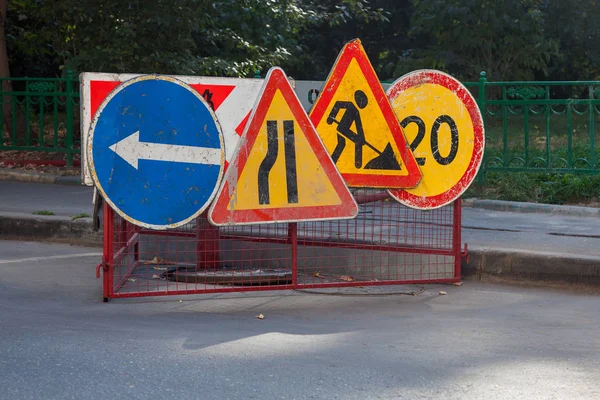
[
  {"x1": 468, "y1": 172, "x2": 600, "y2": 205},
  {"x1": 281, "y1": 0, "x2": 390, "y2": 79},
  {"x1": 193, "y1": 0, "x2": 315, "y2": 77},
  {"x1": 32, "y1": 210, "x2": 55, "y2": 215},
  {"x1": 5, "y1": 0, "x2": 600, "y2": 83},
  {"x1": 6, "y1": 0, "x2": 385, "y2": 78},
  {"x1": 541, "y1": 0, "x2": 600, "y2": 81},
  {"x1": 6, "y1": 0, "x2": 62, "y2": 77},
  {"x1": 71, "y1": 213, "x2": 90, "y2": 220},
  {"x1": 408, "y1": 0, "x2": 557, "y2": 81},
  {"x1": 52, "y1": 0, "x2": 205, "y2": 75},
  {"x1": 540, "y1": 174, "x2": 600, "y2": 204}
]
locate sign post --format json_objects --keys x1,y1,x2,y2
[
  {"x1": 386, "y1": 69, "x2": 485, "y2": 209},
  {"x1": 88, "y1": 75, "x2": 225, "y2": 229}
]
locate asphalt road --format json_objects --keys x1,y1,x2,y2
[
  {"x1": 0, "y1": 180, "x2": 92, "y2": 217},
  {"x1": 1, "y1": 239, "x2": 599, "y2": 400},
  {"x1": 461, "y1": 207, "x2": 600, "y2": 257}
]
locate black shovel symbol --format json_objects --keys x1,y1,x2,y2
[
  {"x1": 329, "y1": 118, "x2": 401, "y2": 170},
  {"x1": 326, "y1": 90, "x2": 401, "y2": 171}
]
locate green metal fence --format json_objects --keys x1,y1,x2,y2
[
  {"x1": 0, "y1": 70, "x2": 79, "y2": 166},
  {"x1": 466, "y1": 72, "x2": 600, "y2": 179},
  {"x1": 1, "y1": 70, "x2": 599, "y2": 173}
]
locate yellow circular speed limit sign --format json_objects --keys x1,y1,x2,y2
[{"x1": 386, "y1": 70, "x2": 484, "y2": 209}]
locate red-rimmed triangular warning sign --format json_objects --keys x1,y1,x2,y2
[
  {"x1": 209, "y1": 67, "x2": 358, "y2": 226},
  {"x1": 309, "y1": 38, "x2": 422, "y2": 189}
]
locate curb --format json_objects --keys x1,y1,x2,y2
[
  {"x1": 463, "y1": 198, "x2": 600, "y2": 218},
  {"x1": 0, "y1": 211, "x2": 101, "y2": 247},
  {"x1": 0, "y1": 168, "x2": 81, "y2": 186},
  {"x1": 463, "y1": 245, "x2": 600, "y2": 284}
]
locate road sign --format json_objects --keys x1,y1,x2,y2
[
  {"x1": 309, "y1": 39, "x2": 422, "y2": 189},
  {"x1": 80, "y1": 73, "x2": 263, "y2": 186},
  {"x1": 209, "y1": 67, "x2": 358, "y2": 226},
  {"x1": 82, "y1": 75, "x2": 394, "y2": 187},
  {"x1": 295, "y1": 80, "x2": 392, "y2": 112},
  {"x1": 294, "y1": 80, "x2": 325, "y2": 112},
  {"x1": 88, "y1": 75, "x2": 225, "y2": 229},
  {"x1": 386, "y1": 70, "x2": 485, "y2": 209}
]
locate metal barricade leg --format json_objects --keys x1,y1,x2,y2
[
  {"x1": 196, "y1": 214, "x2": 220, "y2": 270},
  {"x1": 289, "y1": 223, "x2": 298, "y2": 286},
  {"x1": 452, "y1": 198, "x2": 462, "y2": 281},
  {"x1": 102, "y1": 202, "x2": 114, "y2": 302}
]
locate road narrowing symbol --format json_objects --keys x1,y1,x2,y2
[
  {"x1": 209, "y1": 67, "x2": 358, "y2": 226},
  {"x1": 309, "y1": 39, "x2": 422, "y2": 189},
  {"x1": 386, "y1": 69, "x2": 485, "y2": 209}
]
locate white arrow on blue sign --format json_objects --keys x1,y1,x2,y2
[{"x1": 88, "y1": 75, "x2": 225, "y2": 229}]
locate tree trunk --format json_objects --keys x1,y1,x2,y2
[
  {"x1": 0, "y1": 0, "x2": 26, "y2": 146},
  {"x1": 0, "y1": 0, "x2": 13, "y2": 141}
]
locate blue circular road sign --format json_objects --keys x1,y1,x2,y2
[{"x1": 88, "y1": 75, "x2": 225, "y2": 229}]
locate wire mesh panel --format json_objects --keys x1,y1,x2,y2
[
  {"x1": 296, "y1": 190, "x2": 459, "y2": 288},
  {"x1": 100, "y1": 190, "x2": 461, "y2": 301}
]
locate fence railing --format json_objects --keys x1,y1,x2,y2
[
  {"x1": 0, "y1": 70, "x2": 79, "y2": 166},
  {"x1": 465, "y1": 73, "x2": 600, "y2": 180},
  {"x1": 1, "y1": 70, "x2": 599, "y2": 175}
]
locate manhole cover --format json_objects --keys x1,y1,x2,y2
[{"x1": 163, "y1": 267, "x2": 292, "y2": 286}]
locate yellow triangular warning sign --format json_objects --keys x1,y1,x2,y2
[
  {"x1": 209, "y1": 67, "x2": 358, "y2": 226},
  {"x1": 309, "y1": 39, "x2": 422, "y2": 189}
]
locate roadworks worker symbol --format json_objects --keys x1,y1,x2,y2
[
  {"x1": 327, "y1": 89, "x2": 401, "y2": 170},
  {"x1": 208, "y1": 67, "x2": 358, "y2": 226},
  {"x1": 310, "y1": 38, "x2": 422, "y2": 189}
]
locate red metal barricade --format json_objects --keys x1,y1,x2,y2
[{"x1": 98, "y1": 190, "x2": 463, "y2": 301}]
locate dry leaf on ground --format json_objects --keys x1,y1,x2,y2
[
  {"x1": 439, "y1": 291, "x2": 447, "y2": 295},
  {"x1": 144, "y1": 256, "x2": 176, "y2": 265},
  {"x1": 339, "y1": 275, "x2": 355, "y2": 282}
]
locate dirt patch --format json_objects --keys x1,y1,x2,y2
[
  {"x1": 0, "y1": 149, "x2": 81, "y2": 176},
  {"x1": 465, "y1": 274, "x2": 600, "y2": 295}
]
